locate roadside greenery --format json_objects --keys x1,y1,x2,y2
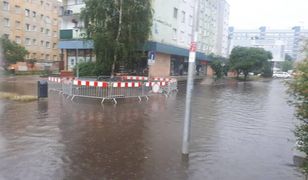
[
  {"x1": 81, "y1": 0, "x2": 153, "y2": 76},
  {"x1": 288, "y1": 41, "x2": 308, "y2": 173},
  {"x1": 0, "y1": 37, "x2": 28, "y2": 69},
  {"x1": 229, "y1": 46, "x2": 273, "y2": 80},
  {"x1": 209, "y1": 54, "x2": 229, "y2": 79}
]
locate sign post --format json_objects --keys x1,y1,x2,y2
[{"x1": 182, "y1": 0, "x2": 200, "y2": 156}]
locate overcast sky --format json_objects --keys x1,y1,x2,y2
[{"x1": 227, "y1": 0, "x2": 308, "y2": 29}]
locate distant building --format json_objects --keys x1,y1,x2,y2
[
  {"x1": 228, "y1": 26, "x2": 308, "y2": 61},
  {"x1": 0, "y1": 0, "x2": 61, "y2": 62}
]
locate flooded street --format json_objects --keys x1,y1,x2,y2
[{"x1": 0, "y1": 76, "x2": 304, "y2": 180}]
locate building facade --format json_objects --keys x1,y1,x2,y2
[
  {"x1": 0, "y1": 0, "x2": 60, "y2": 62},
  {"x1": 228, "y1": 26, "x2": 308, "y2": 61},
  {"x1": 59, "y1": 0, "x2": 230, "y2": 76}
]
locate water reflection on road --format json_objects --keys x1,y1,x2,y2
[{"x1": 0, "y1": 77, "x2": 303, "y2": 180}]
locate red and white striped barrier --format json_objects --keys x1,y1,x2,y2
[
  {"x1": 48, "y1": 77, "x2": 62, "y2": 83},
  {"x1": 112, "y1": 82, "x2": 142, "y2": 88},
  {"x1": 124, "y1": 76, "x2": 148, "y2": 81},
  {"x1": 152, "y1": 77, "x2": 171, "y2": 82},
  {"x1": 145, "y1": 81, "x2": 168, "y2": 87},
  {"x1": 73, "y1": 80, "x2": 109, "y2": 88}
]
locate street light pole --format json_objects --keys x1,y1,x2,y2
[{"x1": 182, "y1": 0, "x2": 200, "y2": 155}]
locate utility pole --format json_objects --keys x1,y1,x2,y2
[{"x1": 182, "y1": 0, "x2": 200, "y2": 155}]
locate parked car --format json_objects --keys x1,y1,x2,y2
[{"x1": 273, "y1": 72, "x2": 291, "y2": 78}]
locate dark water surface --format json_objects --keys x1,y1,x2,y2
[{"x1": 0, "y1": 76, "x2": 303, "y2": 180}]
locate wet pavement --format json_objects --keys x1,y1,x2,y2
[{"x1": 0, "y1": 76, "x2": 304, "y2": 180}]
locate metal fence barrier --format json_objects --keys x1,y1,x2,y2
[{"x1": 48, "y1": 76, "x2": 177, "y2": 104}]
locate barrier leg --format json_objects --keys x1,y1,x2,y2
[
  {"x1": 113, "y1": 98, "x2": 117, "y2": 105},
  {"x1": 138, "y1": 96, "x2": 142, "y2": 102},
  {"x1": 71, "y1": 95, "x2": 75, "y2": 102},
  {"x1": 145, "y1": 96, "x2": 149, "y2": 101},
  {"x1": 101, "y1": 98, "x2": 105, "y2": 105}
]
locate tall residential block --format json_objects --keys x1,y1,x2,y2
[
  {"x1": 0, "y1": 0, "x2": 60, "y2": 62},
  {"x1": 228, "y1": 26, "x2": 308, "y2": 61}
]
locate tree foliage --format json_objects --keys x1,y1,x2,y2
[
  {"x1": 229, "y1": 46, "x2": 273, "y2": 80},
  {"x1": 0, "y1": 37, "x2": 28, "y2": 69},
  {"x1": 81, "y1": 0, "x2": 153, "y2": 76},
  {"x1": 288, "y1": 41, "x2": 308, "y2": 173},
  {"x1": 209, "y1": 54, "x2": 229, "y2": 79}
]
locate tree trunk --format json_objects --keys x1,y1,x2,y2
[{"x1": 111, "y1": 0, "x2": 123, "y2": 77}]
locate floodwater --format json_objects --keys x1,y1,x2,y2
[{"x1": 0, "y1": 76, "x2": 304, "y2": 180}]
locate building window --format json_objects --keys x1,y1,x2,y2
[
  {"x1": 53, "y1": 43, "x2": 56, "y2": 49},
  {"x1": 172, "y1": 28, "x2": 177, "y2": 40},
  {"x1": 25, "y1": 9, "x2": 30, "y2": 16},
  {"x1": 53, "y1": 18, "x2": 57, "y2": 25},
  {"x1": 15, "y1": 5, "x2": 20, "y2": 13},
  {"x1": 41, "y1": 53, "x2": 44, "y2": 59},
  {"x1": 25, "y1": 38, "x2": 31, "y2": 45},
  {"x1": 3, "y1": 34, "x2": 9, "y2": 39},
  {"x1": 45, "y1": 54, "x2": 50, "y2": 60},
  {"x1": 32, "y1": 39, "x2": 36, "y2": 45},
  {"x1": 32, "y1": 25, "x2": 36, "y2": 31},
  {"x1": 15, "y1": 36, "x2": 21, "y2": 44},
  {"x1": 40, "y1": 1, "x2": 44, "y2": 6},
  {"x1": 45, "y1": 41, "x2": 50, "y2": 48},
  {"x1": 32, "y1": 53, "x2": 36, "y2": 59},
  {"x1": 189, "y1": 15, "x2": 193, "y2": 26},
  {"x1": 40, "y1": 40, "x2": 44, "y2": 46},
  {"x1": 180, "y1": 31, "x2": 185, "y2": 42},
  {"x1": 40, "y1": 27, "x2": 44, "y2": 33},
  {"x1": 45, "y1": 28, "x2": 50, "y2": 36},
  {"x1": 15, "y1": 21, "x2": 20, "y2": 29},
  {"x1": 3, "y1": 1, "x2": 9, "y2": 11},
  {"x1": 181, "y1": 11, "x2": 185, "y2": 23},
  {"x1": 4, "y1": 18, "x2": 9, "y2": 27},
  {"x1": 53, "y1": 31, "x2": 57, "y2": 37},
  {"x1": 25, "y1": 23, "x2": 30, "y2": 31},
  {"x1": 173, "y1": 8, "x2": 178, "y2": 19},
  {"x1": 32, "y1": 11, "x2": 36, "y2": 17},
  {"x1": 53, "y1": 55, "x2": 57, "y2": 61}
]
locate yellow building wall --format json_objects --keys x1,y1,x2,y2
[{"x1": 149, "y1": 53, "x2": 171, "y2": 77}]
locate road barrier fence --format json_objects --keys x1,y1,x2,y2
[{"x1": 48, "y1": 76, "x2": 178, "y2": 104}]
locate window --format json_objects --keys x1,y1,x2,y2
[
  {"x1": 180, "y1": 31, "x2": 185, "y2": 42},
  {"x1": 189, "y1": 15, "x2": 193, "y2": 26},
  {"x1": 16, "y1": 36, "x2": 21, "y2": 44},
  {"x1": 25, "y1": 23, "x2": 30, "y2": 31},
  {"x1": 32, "y1": 39, "x2": 37, "y2": 45},
  {"x1": 45, "y1": 54, "x2": 50, "y2": 60},
  {"x1": 45, "y1": 41, "x2": 50, "y2": 48},
  {"x1": 40, "y1": 1, "x2": 44, "y2": 6},
  {"x1": 32, "y1": 25, "x2": 36, "y2": 31},
  {"x1": 32, "y1": 53, "x2": 36, "y2": 59},
  {"x1": 32, "y1": 11, "x2": 36, "y2": 17},
  {"x1": 41, "y1": 53, "x2": 44, "y2": 59},
  {"x1": 15, "y1": 5, "x2": 20, "y2": 13},
  {"x1": 53, "y1": 55, "x2": 57, "y2": 61},
  {"x1": 25, "y1": 9, "x2": 30, "y2": 17},
  {"x1": 25, "y1": 38, "x2": 31, "y2": 45},
  {"x1": 3, "y1": 1, "x2": 9, "y2": 11},
  {"x1": 3, "y1": 34, "x2": 9, "y2": 39},
  {"x1": 45, "y1": 28, "x2": 50, "y2": 35},
  {"x1": 53, "y1": 43, "x2": 56, "y2": 49},
  {"x1": 53, "y1": 18, "x2": 57, "y2": 25},
  {"x1": 40, "y1": 40, "x2": 44, "y2": 46},
  {"x1": 40, "y1": 27, "x2": 44, "y2": 33},
  {"x1": 4, "y1": 18, "x2": 9, "y2": 27},
  {"x1": 173, "y1": 8, "x2": 178, "y2": 19},
  {"x1": 15, "y1": 21, "x2": 21, "y2": 29},
  {"x1": 53, "y1": 31, "x2": 57, "y2": 37},
  {"x1": 172, "y1": 28, "x2": 177, "y2": 40},
  {"x1": 181, "y1": 11, "x2": 185, "y2": 23}
]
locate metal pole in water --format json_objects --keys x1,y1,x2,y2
[{"x1": 182, "y1": 0, "x2": 200, "y2": 155}]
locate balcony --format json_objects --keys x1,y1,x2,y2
[
  {"x1": 59, "y1": 3, "x2": 85, "y2": 16},
  {"x1": 60, "y1": 29, "x2": 86, "y2": 40}
]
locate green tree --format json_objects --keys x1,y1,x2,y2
[
  {"x1": 0, "y1": 37, "x2": 28, "y2": 69},
  {"x1": 229, "y1": 46, "x2": 273, "y2": 80},
  {"x1": 210, "y1": 60, "x2": 223, "y2": 79},
  {"x1": 81, "y1": 0, "x2": 153, "y2": 76},
  {"x1": 288, "y1": 42, "x2": 308, "y2": 174}
]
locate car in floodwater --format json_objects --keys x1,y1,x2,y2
[{"x1": 273, "y1": 72, "x2": 292, "y2": 78}]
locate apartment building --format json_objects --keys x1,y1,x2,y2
[
  {"x1": 228, "y1": 26, "x2": 308, "y2": 61},
  {"x1": 59, "y1": 0, "x2": 230, "y2": 76},
  {"x1": 0, "y1": 0, "x2": 60, "y2": 62},
  {"x1": 215, "y1": 0, "x2": 229, "y2": 57}
]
